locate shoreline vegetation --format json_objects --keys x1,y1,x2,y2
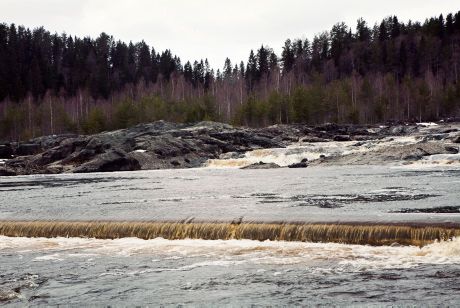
[{"x1": 1, "y1": 12, "x2": 460, "y2": 141}]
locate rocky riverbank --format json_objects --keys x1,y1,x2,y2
[{"x1": 0, "y1": 120, "x2": 459, "y2": 176}]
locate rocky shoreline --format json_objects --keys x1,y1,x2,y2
[{"x1": 1, "y1": 120, "x2": 459, "y2": 176}]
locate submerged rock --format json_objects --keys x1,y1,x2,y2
[
  {"x1": 288, "y1": 158, "x2": 309, "y2": 168},
  {"x1": 394, "y1": 206, "x2": 460, "y2": 213},
  {"x1": 288, "y1": 162, "x2": 308, "y2": 168},
  {"x1": 241, "y1": 162, "x2": 281, "y2": 169}
]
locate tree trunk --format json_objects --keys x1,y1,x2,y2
[{"x1": 49, "y1": 98, "x2": 54, "y2": 135}]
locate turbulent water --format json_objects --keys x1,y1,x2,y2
[
  {"x1": 1, "y1": 237, "x2": 460, "y2": 305},
  {"x1": 1, "y1": 160, "x2": 460, "y2": 305}
]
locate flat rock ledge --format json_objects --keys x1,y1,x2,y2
[{"x1": 1, "y1": 121, "x2": 459, "y2": 175}]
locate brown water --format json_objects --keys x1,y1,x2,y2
[{"x1": 1, "y1": 221, "x2": 459, "y2": 246}]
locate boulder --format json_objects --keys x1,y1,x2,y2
[
  {"x1": 32, "y1": 143, "x2": 75, "y2": 165},
  {"x1": 288, "y1": 161, "x2": 308, "y2": 168},
  {"x1": 420, "y1": 134, "x2": 447, "y2": 142},
  {"x1": 73, "y1": 149, "x2": 140, "y2": 173},
  {"x1": 315, "y1": 123, "x2": 340, "y2": 132},
  {"x1": 61, "y1": 149, "x2": 97, "y2": 164},
  {"x1": 300, "y1": 136, "x2": 329, "y2": 143},
  {"x1": 445, "y1": 146, "x2": 459, "y2": 154},
  {"x1": 390, "y1": 126, "x2": 405, "y2": 135},
  {"x1": 442, "y1": 128, "x2": 458, "y2": 134},
  {"x1": 44, "y1": 165, "x2": 64, "y2": 174},
  {"x1": 241, "y1": 162, "x2": 281, "y2": 169},
  {"x1": 453, "y1": 135, "x2": 460, "y2": 144},
  {"x1": 333, "y1": 135, "x2": 351, "y2": 142},
  {"x1": 402, "y1": 147, "x2": 430, "y2": 161},
  {"x1": 352, "y1": 135, "x2": 374, "y2": 141}
]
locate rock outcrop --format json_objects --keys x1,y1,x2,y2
[
  {"x1": 1, "y1": 120, "x2": 459, "y2": 175},
  {"x1": 1, "y1": 121, "x2": 287, "y2": 175}
]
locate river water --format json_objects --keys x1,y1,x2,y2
[{"x1": 1, "y1": 163, "x2": 460, "y2": 305}]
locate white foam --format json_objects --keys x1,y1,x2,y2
[
  {"x1": 206, "y1": 135, "x2": 419, "y2": 168},
  {"x1": 1, "y1": 237, "x2": 459, "y2": 271},
  {"x1": 399, "y1": 153, "x2": 460, "y2": 168},
  {"x1": 417, "y1": 122, "x2": 438, "y2": 127},
  {"x1": 424, "y1": 154, "x2": 460, "y2": 162},
  {"x1": 34, "y1": 253, "x2": 64, "y2": 261}
]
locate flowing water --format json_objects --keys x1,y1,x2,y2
[{"x1": 1, "y1": 162, "x2": 460, "y2": 305}]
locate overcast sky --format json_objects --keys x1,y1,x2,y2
[{"x1": 1, "y1": 1, "x2": 459, "y2": 69}]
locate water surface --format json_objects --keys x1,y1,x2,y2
[{"x1": 1, "y1": 164, "x2": 460, "y2": 305}]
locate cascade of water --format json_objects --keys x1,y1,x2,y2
[{"x1": 1, "y1": 221, "x2": 459, "y2": 246}]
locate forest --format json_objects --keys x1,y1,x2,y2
[{"x1": 1, "y1": 11, "x2": 460, "y2": 140}]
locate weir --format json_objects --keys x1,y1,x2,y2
[{"x1": 1, "y1": 221, "x2": 459, "y2": 246}]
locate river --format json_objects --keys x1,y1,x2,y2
[{"x1": 1, "y1": 164, "x2": 460, "y2": 305}]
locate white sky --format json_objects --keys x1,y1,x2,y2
[{"x1": 1, "y1": 0, "x2": 459, "y2": 70}]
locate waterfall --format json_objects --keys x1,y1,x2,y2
[{"x1": 1, "y1": 221, "x2": 459, "y2": 246}]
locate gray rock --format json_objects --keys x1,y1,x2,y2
[
  {"x1": 390, "y1": 126, "x2": 405, "y2": 135},
  {"x1": 61, "y1": 149, "x2": 97, "y2": 164},
  {"x1": 352, "y1": 135, "x2": 374, "y2": 141},
  {"x1": 288, "y1": 162, "x2": 308, "y2": 168},
  {"x1": 73, "y1": 149, "x2": 140, "y2": 173},
  {"x1": 402, "y1": 147, "x2": 430, "y2": 161},
  {"x1": 421, "y1": 134, "x2": 447, "y2": 142},
  {"x1": 333, "y1": 135, "x2": 351, "y2": 142},
  {"x1": 301, "y1": 136, "x2": 329, "y2": 143},
  {"x1": 445, "y1": 146, "x2": 459, "y2": 154},
  {"x1": 3, "y1": 120, "x2": 458, "y2": 176},
  {"x1": 453, "y1": 135, "x2": 460, "y2": 143},
  {"x1": 32, "y1": 143, "x2": 75, "y2": 165},
  {"x1": 241, "y1": 162, "x2": 281, "y2": 169}
]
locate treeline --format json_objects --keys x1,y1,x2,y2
[{"x1": 1, "y1": 11, "x2": 460, "y2": 140}]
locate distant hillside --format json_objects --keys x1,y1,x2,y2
[{"x1": 1, "y1": 11, "x2": 460, "y2": 140}]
